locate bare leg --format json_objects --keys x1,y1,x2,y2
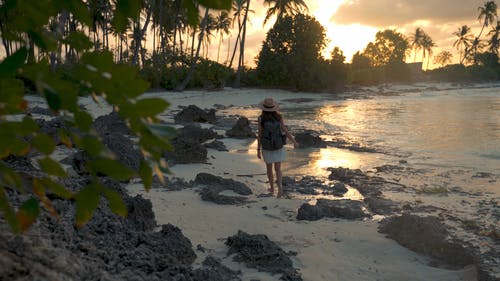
[
  {"x1": 266, "y1": 163, "x2": 274, "y2": 193},
  {"x1": 274, "y1": 162, "x2": 283, "y2": 198}
]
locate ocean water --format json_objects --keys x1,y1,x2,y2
[
  {"x1": 217, "y1": 85, "x2": 500, "y2": 195},
  {"x1": 287, "y1": 86, "x2": 500, "y2": 173}
]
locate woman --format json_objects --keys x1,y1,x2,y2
[{"x1": 257, "y1": 97, "x2": 298, "y2": 198}]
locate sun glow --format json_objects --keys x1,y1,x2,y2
[{"x1": 310, "y1": 0, "x2": 378, "y2": 62}]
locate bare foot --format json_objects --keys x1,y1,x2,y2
[
  {"x1": 268, "y1": 188, "x2": 274, "y2": 194},
  {"x1": 276, "y1": 192, "x2": 283, "y2": 198}
]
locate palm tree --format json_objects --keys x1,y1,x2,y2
[
  {"x1": 130, "y1": 0, "x2": 154, "y2": 66},
  {"x1": 433, "y1": 50, "x2": 453, "y2": 67},
  {"x1": 487, "y1": 21, "x2": 500, "y2": 54},
  {"x1": 228, "y1": 0, "x2": 246, "y2": 68},
  {"x1": 409, "y1": 27, "x2": 425, "y2": 62},
  {"x1": 176, "y1": 7, "x2": 211, "y2": 90},
  {"x1": 215, "y1": 11, "x2": 231, "y2": 63},
  {"x1": 235, "y1": 0, "x2": 251, "y2": 87},
  {"x1": 421, "y1": 34, "x2": 436, "y2": 69},
  {"x1": 263, "y1": 0, "x2": 308, "y2": 25},
  {"x1": 201, "y1": 13, "x2": 216, "y2": 58},
  {"x1": 468, "y1": 37, "x2": 486, "y2": 64},
  {"x1": 453, "y1": 25, "x2": 473, "y2": 64},
  {"x1": 477, "y1": 1, "x2": 498, "y2": 39}
]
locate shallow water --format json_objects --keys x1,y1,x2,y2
[{"x1": 213, "y1": 84, "x2": 500, "y2": 196}]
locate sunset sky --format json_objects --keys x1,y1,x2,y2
[{"x1": 210, "y1": 0, "x2": 494, "y2": 69}]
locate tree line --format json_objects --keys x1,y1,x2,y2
[{"x1": 1, "y1": 0, "x2": 498, "y2": 92}]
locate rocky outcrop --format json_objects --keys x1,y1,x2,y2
[
  {"x1": 195, "y1": 173, "x2": 252, "y2": 205},
  {"x1": 364, "y1": 197, "x2": 400, "y2": 215},
  {"x1": 163, "y1": 124, "x2": 220, "y2": 164},
  {"x1": 164, "y1": 139, "x2": 207, "y2": 164},
  {"x1": 69, "y1": 133, "x2": 142, "y2": 176},
  {"x1": 331, "y1": 182, "x2": 348, "y2": 196},
  {"x1": 283, "y1": 176, "x2": 349, "y2": 197},
  {"x1": 36, "y1": 116, "x2": 72, "y2": 144},
  {"x1": 327, "y1": 167, "x2": 383, "y2": 197},
  {"x1": 297, "y1": 199, "x2": 368, "y2": 221},
  {"x1": 294, "y1": 130, "x2": 327, "y2": 148},
  {"x1": 177, "y1": 123, "x2": 219, "y2": 143},
  {"x1": 92, "y1": 112, "x2": 130, "y2": 136},
  {"x1": 174, "y1": 105, "x2": 216, "y2": 124},
  {"x1": 29, "y1": 106, "x2": 53, "y2": 116},
  {"x1": 199, "y1": 188, "x2": 247, "y2": 205},
  {"x1": 225, "y1": 230, "x2": 302, "y2": 281},
  {"x1": 204, "y1": 140, "x2": 228, "y2": 151},
  {"x1": 101, "y1": 133, "x2": 142, "y2": 171},
  {"x1": 226, "y1": 117, "x2": 256, "y2": 139},
  {"x1": 0, "y1": 178, "x2": 198, "y2": 281},
  {"x1": 378, "y1": 214, "x2": 474, "y2": 269},
  {"x1": 192, "y1": 256, "x2": 242, "y2": 281},
  {"x1": 194, "y1": 173, "x2": 252, "y2": 195}
]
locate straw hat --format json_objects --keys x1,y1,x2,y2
[{"x1": 258, "y1": 97, "x2": 279, "y2": 112}]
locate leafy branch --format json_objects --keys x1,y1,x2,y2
[{"x1": 0, "y1": 0, "x2": 231, "y2": 232}]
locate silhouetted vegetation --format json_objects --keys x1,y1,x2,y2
[{"x1": 0, "y1": 0, "x2": 232, "y2": 233}]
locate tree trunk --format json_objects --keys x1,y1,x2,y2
[
  {"x1": 226, "y1": 36, "x2": 231, "y2": 64},
  {"x1": 190, "y1": 25, "x2": 196, "y2": 59},
  {"x1": 217, "y1": 34, "x2": 223, "y2": 63},
  {"x1": 228, "y1": 16, "x2": 243, "y2": 69},
  {"x1": 179, "y1": 29, "x2": 184, "y2": 57},
  {"x1": 176, "y1": 8, "x2": 210, "y2": 91},
  {"x1": 235, "y1": 0, "x2": 251, "y2": 88},
  {"x1": 132, "y1": 5, "x2": 152, "y2": 66}
]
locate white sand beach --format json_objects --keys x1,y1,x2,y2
[{"x1": 120, "y1": 83, "x2": 500, "y2": 281}]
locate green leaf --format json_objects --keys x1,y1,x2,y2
[
  {"x1": 20, "y1": 117, "x2": 39, "y2": 134},
  {"x1": 65, "y1": 0, "x2": 92, "y2": 26},
  {"x1": 0, "y1": 78, "x2": 25, "y2": 114},
  {"x1": 75, "y1": 183, "x2": 101, "y2": 227},
  {"x1": 44, "y1": 88, "x2": 62, "y2": 111},
  {"x1": 10, "y1": 138, "x2": 30, "y2": 156},
  {"x1": 102, "y1": 188, "x2": 127, "y2": 217},
  {"x1": 159, "y1": 165, "x2": 171, "y2": 175},
  {"x1": 182, "y1": 0, "x2": 199, "y2": 26},
  {"x1": 197, "y1": 0, "x2": 232, "y2": 10},
  {"x1": 64, "y1": 31, "x2": 92, "y2": 52},
  {"x1": 139, "y1": 132, "x2": 173, "y2": 152},
  {"x1": 134, "y1": 98, "x2": 170, "y2": 117},
  {"x1": 58, "y1": 128, "x2": 73, "y2": 148},
  {"x1": 40, "y1": 178, "x2": 73, "y2": 199},
  {"x1": 16, "y1": 198, "x2": 40, "y2": 232},
  {"x1": 75, "y1": 110, "x2": 93, "y2": 132},
  {"x1": 148, "y1": 124, "x2": 177, "y2": 138},
  {"x1": 81, "y1": 51, "x2": 114, "y2": 73},
  {"x1": 29, "y1": 30, "x2": 57, "y2": 51},
  {"x1": 80, "y1": 135, "x2": 103, "y2": 156},
  {"x1": 0, "y1": 163, "x2": 23, "y2": 191},
  {"x1": 112, "y1": 0, "x2": 141, "y2": 33},
  {"x1": 0, "y1": 47, "x2": 27, "y2": 78},
  {"x1": 87, "y1": 158, "x2": 135, "y2": 181},
  {"x1": 112, "y1": 13, "x2": 128, "y2": 33},
  {"x1": 139, "y1": 160, "x2": 153, "y2": 191},
  {"x1": 115, "y1": 0, "x2": 141, "y2": 18},
  {"x1": 31, "y1": 133, "x2": 55, "y2": 155},
  {"x1": 0, "y1": 187, "x2": 20, "y2": 233},
  {"x1": 38, "y1": 157, "x2": 67, "y2": 177}
]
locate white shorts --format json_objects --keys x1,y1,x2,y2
[{"x1": 262, "y1": 148, "x2": 286, "y2": 164}]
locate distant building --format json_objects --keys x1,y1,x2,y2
[{"x1": 407, "y1": 62, "x2": 423, "y2": 80}]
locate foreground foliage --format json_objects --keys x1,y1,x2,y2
[{"x1": 0, "y1": 0, "x2": 231, "y2": 232}]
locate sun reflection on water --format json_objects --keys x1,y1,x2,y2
[{"x1": 309, "y1": 148, "x2": 368, "y2": 172}]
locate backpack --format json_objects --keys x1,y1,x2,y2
[{"x1": 260, "y1": 116, "x2": 286, "y2": 151}]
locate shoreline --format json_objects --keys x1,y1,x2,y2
[{"x1": 1, "y1": 82, "x2": 498, "y2": 280}]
